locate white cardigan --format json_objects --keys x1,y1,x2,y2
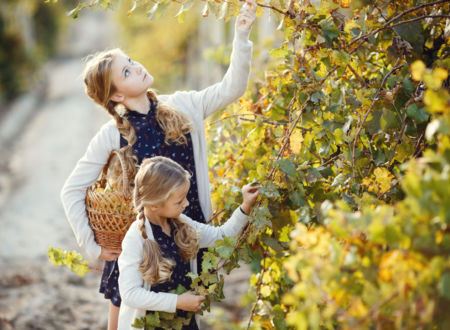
[
  {"x1": 60, "y1": 28, "x2": 252, "y2": 260},
  {"x1": 117, "y1": 207, "x2": 248, "y2": 329}
]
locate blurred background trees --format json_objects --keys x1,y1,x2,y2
[{"x1": 0, "y1": 0, "x2": 68, "y2": 105}]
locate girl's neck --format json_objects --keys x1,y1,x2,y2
[
  {"x1": 144, "y1": 209, "x2": 170, "y2": 232},
  {"x1": 123, "y1": 93, "x2": 150, "y2": 114}
]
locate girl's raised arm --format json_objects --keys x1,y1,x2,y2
[
  {"x1": 182, "y1": 183, "x2": 259, "y2": 248},
  {"x1": 162, "y1": 0, "x2": 256, "y2": 121}
]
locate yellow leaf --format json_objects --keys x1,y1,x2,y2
[
  {"x1": 286, "y1": 311, "x2": 307, "y2": 330},
  {"x1": 362, "y1": 177, "x2": 372, "y2": 187},
  {"x1": 290, "y1": 130, "x2": 303, "y2": 154},
  {"x1": 436, "y1": 231, "x2": 444, "y2": 244},
  {"x1": 344, "y1": 20, "x2": 361, "y2": 34},
  {"x1": 348, "y1": 298, "x2": 369, "y2": 318},
  {"x1": 373, "y1": 167, "x2": 394, "y2": 194},
  {"x1": 424, "y1": 89, "x2": 450, "y2": 113},
  {"x1": 411, "y1": 60, "x2": 426, "y2": 81},
  {"x1": 433, "y1": 67, "x2": 448, "y2": 82},
  {"x1": 260, "y1": 285, "x2": 272, "y2": 297}
]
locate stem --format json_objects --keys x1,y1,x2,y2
[
  {"x1": 246, "y1": 250, "x2": 267, "y2": 330},
  {"x1": 388, "y1": 14, "x2": 450, "y2": 29},
  {"x1": 348, "y1": 0, "x2": 450, "y2": 50},
  {"x1": 351, "y1": 61, "x2": 405, "y2": 179},
  {"x1": 353, "y1": 291, "x2": 400, "y2": 326},
  {"x1": 256, "y1": 3, "x2": 286, "y2": 16},
  {"x1": 347, "y1": 64, "x2": 367, "y2": 88},
  {"x1": 209, "y1": 113, "x2": 312, "y2": 132},
  {"x1": 207, "y1": 208, "x2": 226, "y2": 223},
  {"x1": 267, "y1": 96, "x2": 306, "y2": 180}
]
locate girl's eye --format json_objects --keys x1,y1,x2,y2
[
  {"x1": 125, "y1": 69, "x2": 130, "y2": 78},
  {"x1": 128, "y1": 58, "x2": 134, "y2": 64}
]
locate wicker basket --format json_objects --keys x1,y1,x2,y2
[{"x1": 85, "y1": 151, "x2": 136, "y2": 250}]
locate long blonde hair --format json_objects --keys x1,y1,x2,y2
[
  {"x1": 82, "y1": 49, "x2": 192, "y2": 189},
  {"x1": 134, "y1": 157, "x2": 199, "y2": 285}
]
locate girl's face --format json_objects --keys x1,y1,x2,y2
[
  {"x1": 154, "y1": 181, "x2": 190, "y2": 219},
  {"x1": 110, "y1": 53, "x2": 154, "y2": 100}
]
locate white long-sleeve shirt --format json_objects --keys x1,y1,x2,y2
[
  {"x1": 117, "y1": 207, "x2": 248, "y2": 329},
  {"x1": 60, "y1": 28, "x2": 253, "y2": 260}
]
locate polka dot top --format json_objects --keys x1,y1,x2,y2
[
  {"x1": 147, "y1": 222, "x2": 198, "y2": 329},
  {"x1": 121, "y1": 99, "x2": 206, "y2": 224}
]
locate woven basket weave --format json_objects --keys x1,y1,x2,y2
[{"x1": 85, "y1": 151, "x2": 136, "y2": 250}]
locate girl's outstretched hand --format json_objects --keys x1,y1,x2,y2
[
  {"x1": 176, "y1": 291, "x2": 206, "y2": 312},
  {"x1": 236, "y1": 0, "x2": 257, "y2": 32},
  {"x1": 241, "y1": 183, "x2": 260, "y2": 215},
  {"x1": 99, "y1": 247, "x2": 121, "y2": 261}
]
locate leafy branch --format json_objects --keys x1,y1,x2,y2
[
  {"x1": 351, "y1": 61, "x2": 406, "y2": 179},
  {"x1": 348, "y1": 0, "x2": 450, "y2": 49},
  {"x1": 47, "y1": 246, "x2": 90, "y2": 277},
  {"x1": 246, "y1": 249, "x2": 267, "y2": 330}
]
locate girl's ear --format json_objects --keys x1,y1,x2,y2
[
  {"x1": 110, "y1": 92, "x2": 125, "y2": 103},
  {"x1": 148, "y1": 204, "x2": 159, "y2": 212}
]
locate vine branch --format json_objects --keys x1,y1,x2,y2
[
  {"x1": 246, "y1": 249, "x2": 267, "y2": 330},
  {"x1": 348, "y1": 0, "x2": 450, "y2": 50},
  {"x1": 351, "y1": 61, "x2": 405, "y2": 178}
]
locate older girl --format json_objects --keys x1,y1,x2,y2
[
  {"x1": 60, "y1": 2, "x2": 256, "y2": 329},
  {"x1": 118, "y1": 156, "x2": 259, "y2": 329}
]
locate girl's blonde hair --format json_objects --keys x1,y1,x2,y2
[
  {"x1": 82, "y1": 49, "x2": 193, "y2": 189},
  {"x1": 134, "y1": 157, "x2": 199, "y2": 285}
]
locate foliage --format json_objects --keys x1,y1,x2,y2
[
  {"x1": 206, "y1": 0, "x2": 450, "y2": 328},
  {"x1": 0, "y1": 0, "x2": 66, "y2": 102},
  {"x1": 113, "y1": 4, "x2": 199, "y2": 93},
  {"x1": 53, "y1": 0, "x2": 450, "y2": 328},
  {"x1": 47, "y1": 246, "x2": 90, "y2": 277},
  {"x1": 132, "y1": 285, "x2": 194, "y2": 329}
]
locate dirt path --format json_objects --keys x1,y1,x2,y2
[
  {"x1": 0, "y1": 10, "x2": 251, "y2": 330},
  {"x1": 0, "y1": 11, "x2": 116, "y2": 330}
]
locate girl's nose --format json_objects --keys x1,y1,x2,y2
[{"x1": 136, "y1": 66, "x2": 142, "y2": 74}]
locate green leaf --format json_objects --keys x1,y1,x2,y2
[
  {"x1": 403, "y1": 77, "x2": 414, "y2": 94},
  {"x1": 269, "y1": 47, "x2": 289, "y2": 58},
  {"x1": 202, "y1": 252, "x2": 219, "y2": 272},
  {"x1": 439, "y1": 272, "x2": 450, "y2": 300},
  {"x1": 131, "y1": 316, "x2": 146, "y2": 328},
  {"x1": 145, "y1": 312, "x2": 161, "y2": 327},
  {"x1": 277, "y1": 159, "x2": 297, "y2": 178},
  {"x1": 216, "y1": 246, "x2": 233, "y2": 259},
  {"x1": 321, "y1": 19, "x2": 339, "y2": 45},
  {"x1": 393, "y1": 22, "x2": 424, "y2": 54},
  {"x1": 159, "y1": 312, "x2": 176, "y2": 320},
  {"x1": 406, "y1": 104, "x2": 429, "y2": 123},
  {"x1": 263, "y1": 236, "x2": 284, "y2": 252}
]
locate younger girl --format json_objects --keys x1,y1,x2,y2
[
  {"x1": 118, "y1": 156, "x2": 259, "y2": 329},
  {"x1": 60, "y1": 1, "x2": 256, "y2": 329}
]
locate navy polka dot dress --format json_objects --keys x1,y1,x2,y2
[
  {"x1": 146, "y1": 222, "x2": 198, "y2": 329},
  {"x1": 99, "y1": 99, "x2": 206, "y2": 311}
]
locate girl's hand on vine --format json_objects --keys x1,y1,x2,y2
[
  {"x1": 176, "y1": 292, "x2": 206, "y2": 312},
  {"x1": 236, "y1": 0, "x2": 257, "y2": 32},
  {"x1": 241, "y1": 183, "x2": 260, "y2": 215},
  {"x1": 99, "y1": 247, "x2": 121, "y2": 261}
]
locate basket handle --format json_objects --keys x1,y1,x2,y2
[{"x1": 100, "y1": 150, "x2": 131, "y2": 195}]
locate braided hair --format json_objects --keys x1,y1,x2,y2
[
  {"x1": 133, "y1": 157, "x2": 199, "y2": 285},
  {"x1": 82, "y1": 49, "x2": 193, "y2": 189}
]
